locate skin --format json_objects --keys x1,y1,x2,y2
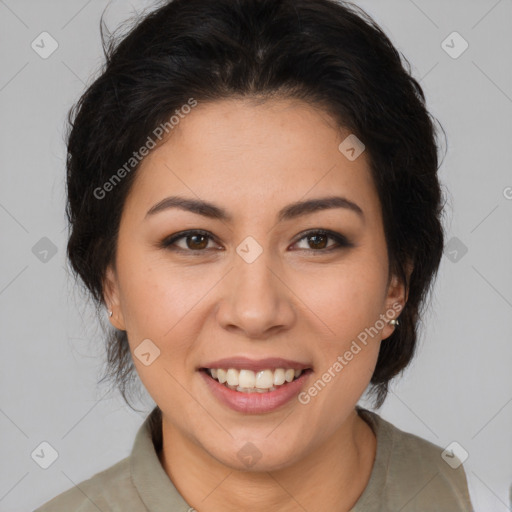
[{"x1": 103, "y1": 98, "x2": 409, "y2": 512}]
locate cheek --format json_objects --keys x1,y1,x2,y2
[
  {"x1": 116, "y1": 250, "x2": 224, "y2": 373},
  {"x1": 300, "y1": 258, "x2": 388, "y2": 340},
  {"x1": 116, "y1": 259, "x2": 204, "y2": 402},
  {"x1": 117, "y1": 247, "x2": 193, "y2": 328},
  {"x1": 295, "y1": 254, "x2": 387, "y2": 396}
]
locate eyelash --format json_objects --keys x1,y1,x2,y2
[{"x1": 160, "y1": 229, "x2": 353, "y2": 254}]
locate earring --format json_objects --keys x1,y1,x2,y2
[
  {"x1": 108, "y1": 309, "x2": 113, "y2": 317},
  {"x1": 390, "y1": 318, "x2": 399, "y2": 326}
]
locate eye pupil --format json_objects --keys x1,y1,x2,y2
[
  {"x1": 188, "y1": 234, "x2": 208, "y2": 250},
  {"x1": 309, "y1": 233, "x2": 328, "y2": 249},
  {"x1": 164, "y1": 229, "x2": 346, "y2": 254}
]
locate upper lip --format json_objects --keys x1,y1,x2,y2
[{"x1": 200, "y1": 357, "x2": 312, "y2": 373}]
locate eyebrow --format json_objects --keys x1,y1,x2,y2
[{"x1": 145, "y1": 195, "x2": 364, "y2": 223}]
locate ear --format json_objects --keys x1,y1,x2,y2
[
  {"x1": 381, "y1": 261, "x2": 413, "y2": 341},
  {"x1": 102, "y1": 264, "x2": 127, "y2": 331}
]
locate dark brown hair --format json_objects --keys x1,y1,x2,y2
[{"x1": 65, "y1": 0, "x2": 446, "y2": 410}]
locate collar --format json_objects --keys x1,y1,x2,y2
[{"x1": 130, "y1": 406, "x2": 192, "y2": 511}]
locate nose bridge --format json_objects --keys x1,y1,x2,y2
[
  {"x1": 234, "y1": 234, "x2": 280, "y2": 308},
  {"x1": 216, "y1": 233, "x2": 295, "y2": 336}
]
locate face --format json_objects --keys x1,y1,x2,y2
[{"x1": 104, "y1": 98, "x2": 406, "y2": 471}]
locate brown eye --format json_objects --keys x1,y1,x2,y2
[
  {"x1": 161, "y1": 230, "x2": 217, "y2": 252},
  {"x1": 184, "y1": 233, "x2": 209, "y2": 250},
  {"x1": 161, "y1": 229, "x2": 352, "y2": 254},
  {"x1": 306, "y1": 233, "x2": 329, "y2": 249},
  {"x1": 293, "y1": 230, "x2": 352, "y2": 252}
]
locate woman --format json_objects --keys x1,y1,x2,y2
[{"x1": 35, "y1": 0, "x2": 474, "y2": 510}]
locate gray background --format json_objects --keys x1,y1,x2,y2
[{"x1": 0, "y1": 0, "x2": 511, "y2": 510}]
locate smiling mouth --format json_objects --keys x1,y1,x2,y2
[{"x1": 200, "y1": 367, "x2": 313, "y2": 393}]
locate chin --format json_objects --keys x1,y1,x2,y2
[{"x1": 203, "y1": 435, "x2": 307, "y2": 473}]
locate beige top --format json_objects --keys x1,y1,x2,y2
[{"x1": 34, "y1": 405, "x2": 474, "y2": 511}]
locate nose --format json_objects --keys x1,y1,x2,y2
[{"x1": 215, "y1": 247, "x2": 297, "y2": 340}]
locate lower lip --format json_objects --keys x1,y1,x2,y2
[{"x1": 199, "y1": 369, "x2": 312, "y2": 414}]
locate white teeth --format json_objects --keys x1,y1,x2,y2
[
  {"x1": 226, "y1": 368, "x2": 239, "y2": 386},
  {"x1": 273, "y1": 368, "x2": 286, "y2": 386},
  {"x1": 217, "y1": 368, "x2": 227, "y2": 383},
  {"x1": 236, "y1": 386, "x2": 275, "y2": 393},
  {"x1": 207, "y1": 367, "x2": 305, "y2": 392},
  {"x1": 255, "y1": 369, "x2": 274, "y2": 389},
  {"x1": 238, "y1": 369, "x2": 256, "y2": 388}
]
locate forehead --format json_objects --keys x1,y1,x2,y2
[{"x1": 124, "y1": 98, "x2": 380, "y2": 223}]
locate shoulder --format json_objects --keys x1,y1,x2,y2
[
  {"x1": 387, "y1": 418, "x2": 470, "y2": 493},
  {"x1": 33, "y1": 456, "x2": 144, "y2": 512},
  {"x1": 356, "y1": 407, "x2": 474, "y2": 511}
]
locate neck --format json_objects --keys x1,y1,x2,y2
[{"x1": 159, "y1": 408, "x2": 377, "y2": 512}]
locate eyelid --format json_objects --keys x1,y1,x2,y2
[
  {"x1": 161, "y1": 228, "x2": 353, "y2": 252},
  {"x1": 291, "y1": 228, "x2": 353, "y2": 250},
  {"x1": 161, "y1": 229, "x2": 219, "y2": 252}
]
